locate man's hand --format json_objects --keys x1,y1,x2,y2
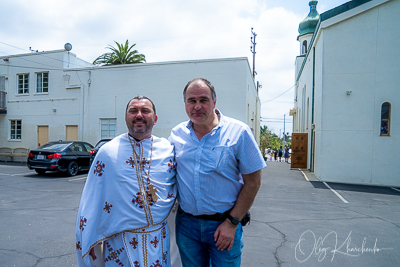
[
  {"x1": 214, "y1": 219, "x2": 237, "y2": 251},
  {"x1": 214, "y1": 169, "x2": 262, "y2": 251}
]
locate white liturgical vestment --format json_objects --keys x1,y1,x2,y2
[{"x1": 76, "y1": 133, "x2": 177, "y2": 267}]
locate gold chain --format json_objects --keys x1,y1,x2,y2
[{"x1": 128, "y1": 134, "x2": 157, "y2": 202}]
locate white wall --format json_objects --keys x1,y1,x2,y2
[
  {"x1": 75, "y1": 58, "x2": 255, "y2": 145},
  {"x1": 0, "y1": 51, "x2": 83, "y2": 148},
  {"x1": 303, "y1": 0, "x2": 400, "y2": 186},
  {"x1": 293, "y1": 0, "x2": 400, "y2": 186},
  {"x1": 0, "y1": 55, "x2": 260, "y2": 151}
]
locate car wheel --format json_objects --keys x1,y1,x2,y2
[
  {"x1": 67, "y1": 161, "x2": 79, "y2": 176},
  {"x1": 35, "y1": 169, "x2": 46, "y2": 175}
]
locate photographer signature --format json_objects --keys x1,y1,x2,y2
[{"x1": 295, "y1": 230, "x2": 393, "y2": 262}]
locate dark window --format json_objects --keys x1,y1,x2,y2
[
  {"x1": 380, "y1": 102, "x2": 390, "y2": 136},
  {"x1": 302, "y1": 41, "x2": 307, "y2": 54}
]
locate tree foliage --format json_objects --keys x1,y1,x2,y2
[
  {"x1": 259, "y1": 125, "x2": 288, "y2": 157},
  {"x1": 93, "y1": 40, "x2": 146, "y2": 65}
]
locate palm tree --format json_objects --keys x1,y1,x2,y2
[{"x1": 93, "y1": 40, "x2": 146, "y2": 65}]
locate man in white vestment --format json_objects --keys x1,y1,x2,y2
[{"x1": 76, "y1": 96, "x2": 177, "y2": 267}]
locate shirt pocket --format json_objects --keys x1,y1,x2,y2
[{"x1": 203, "y1": 146, "x2": 232, "y2": 173}]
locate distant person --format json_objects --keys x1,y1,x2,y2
[
  {"x1": 284, "y1": 146, "x2": 290, "y2": 163},
  {"x1": 169, "y1": 77, "x2": 266, "y2": 266},
  {"x1": 278, "y1": 146, "x2": 283, "y2": 162},
  {"x1": 76, "y1": 96, "x2": 177, "y2": 267},
  {"x1": 274, "y1": 147, "x2": 278, "y2": 161}
]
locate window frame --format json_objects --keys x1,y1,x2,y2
[
  {"x1": 100, "y1": 118, "x2": 116, "y2": 139},
  {"x1": 36, "y1": 72, "x2": 49, "y2": 93},
  {"x1": 10, "y1": 119, "x2": 22, "y2": 140},
  {"x1": 380, "y1": 102, "x2": 391, "y2": 136},
  {"x1": 17, "y1": 73, "x2": 29, "y2": 95}
]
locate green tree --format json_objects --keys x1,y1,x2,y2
[
  {"x1": 93, "y1": 40, "x2": 146, "y2": 65},
  {"x1": 260, "y1": 126, "x2": 284, "y2": 157},
  {"x1": 260, "y1": 125, "x2": 269, "y2": 158}
]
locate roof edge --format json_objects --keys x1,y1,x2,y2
[
  {"x1": 0, "y1": 49, "x2": 74, "y2": 59},
  {"x1": 320, "y1": 0, "x2": 372, "y2": 21},
  {"x1": 66, "y1": 57, "x2": 250, "y2": 71}
]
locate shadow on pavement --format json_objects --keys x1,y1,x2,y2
[{"x1": 310, "y1": 181, "x2": 400, "y2": 196}]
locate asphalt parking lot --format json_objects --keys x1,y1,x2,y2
[{"x1": 0, "y1": 161, "x2": 399, "y2": 266}]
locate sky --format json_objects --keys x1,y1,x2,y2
[{"x1": 0, "y1": 0, "x2": 347, "y2": 137}]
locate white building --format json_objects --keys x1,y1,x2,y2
[
  {"x1": 293, "y1": 0, "x2": 399, "y2": 186},
  {"x1": 0, "y1": 50, "x2": 261, "y2": 154}
]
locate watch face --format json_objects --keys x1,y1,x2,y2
[{"x1": 229, "y1": 215, "x2": 240, "y2": 225}]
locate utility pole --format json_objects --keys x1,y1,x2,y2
[
  {"x1": 250, "y1": 28, "x2": 257, "y2": 79},
  {"x1": 284, "y1": 114, "x2": 286, "y2": 140}
]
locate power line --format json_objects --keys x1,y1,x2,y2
[
  {"x1": 261, "y1": 120, "x2": 293, "y2": 123},
  {"x1": 262, "y1": 84, "x2": 295, "y2": 103},
  {"x1": 0, "y1": 63, "x2": 60, "y2": 71}
]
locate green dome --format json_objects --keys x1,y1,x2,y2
[{"x1": 298, "y1": 1, "x2": 320, "y2": 36}]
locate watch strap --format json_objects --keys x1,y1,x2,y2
[{"x1": 227, "y1": 214, "x2": 240, "y2": 225}]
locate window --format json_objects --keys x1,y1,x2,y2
[
  {"x1": 0, "y1": 76, "x2": 6, "y2": 110},
  {"x1": 17, "y1": 74, "x2": 29, "y2": 94},
  {"x1": 70, "y1": 143, "x2": 84, "y2": 152},
  {"x1": 380, "y1": 102, "x2": 391, "y2": 136},
  {"x1": 302, "y1": 41, "x2": 307, "y2": 54},
  {"x1": 83, "y1": 143, "x2": 93, "y2": 152},
  {"x1": 36, "y1": 72, "x2": 49, "y2": 93},
  {"x1": 10, "y1": 120, "x2": 22, "y2": 140},
  {"x1": 101, "y1": 119, "x2": 116, "y2": 139}
]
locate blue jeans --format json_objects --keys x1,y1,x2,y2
[{"x1": 175, "y1": 209, "x2": 244, "y2": 267}]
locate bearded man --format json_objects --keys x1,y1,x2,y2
[{"x1": 76, "y1": 96, "x2": 177, "y2": 267}]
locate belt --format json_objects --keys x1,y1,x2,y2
[{"x1": 178, "y1": 206, "x2": 232, "y2": 221}]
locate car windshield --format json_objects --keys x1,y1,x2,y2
[{"x1": 39, "y1": 143, "x2": 71, "y2": 151}]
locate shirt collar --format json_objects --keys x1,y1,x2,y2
[{"x1": 127, "y1": 133, "x2": 152, "y2": 143}]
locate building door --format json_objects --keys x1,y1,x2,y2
[
  {"x1": 291, "y1": 133, "x2": 308, "y2": 169},
  {"x1": 66, "y1": 125, "x2": 78, "y2": 141},
  {"x1": 37, "y1": 126, "x2": 49, "y2": 147}
]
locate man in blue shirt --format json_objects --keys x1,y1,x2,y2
[{"x1": 169, "y1": 78, "x2": 267, "y2": 266}]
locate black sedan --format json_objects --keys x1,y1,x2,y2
[
  {"x1": 89, "y1": 138, "x2": 112, "y2": 166},
  {"x1": 27, "y1": 141, "x2": 94, "y2": 176}
]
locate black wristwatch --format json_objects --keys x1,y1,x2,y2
[{"x1": 227, "y1": 214, "x2": 240, "y2": 226}]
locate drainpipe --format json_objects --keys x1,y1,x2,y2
[
  {"x1": 80, "y1": 84, "x2": 84, "y2": 141},
  {"x1": 310, "y1": 47, "x2": 315, "y2": 171}
]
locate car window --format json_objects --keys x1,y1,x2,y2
[
  {"x1": 40, "y1": 143, "x2": 71, "y2": 151},
  {"x1": 95, "y1": 140, "x2": 110, "y2": 149},
  {"x1": 83, "y1": 143, "x2": 93, "y2": 152},
  {"x1": 70, "y1": 143, "x2": 84, "y2": 152}
]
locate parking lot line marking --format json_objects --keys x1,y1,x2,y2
[
  {"x1": 69, "y1": 176, "x2": 87, "y2": 181},
  {"x1": 323, "y1": 182, "x2": 349, "y2": 203},
  {"x1": 11, "y1": 172, "x2": 35, "y2": 176},
  {"x1": 299, "y1": 169, "x2": 309, "y2": 181},
  {"x1": 0, "y1": 173, "x2": 32, "y2": 176},
  {"x1": 391, "y1": 187, "x2": 400, "y2": 193}
]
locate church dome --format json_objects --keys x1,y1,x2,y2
[{"x1": 298, "y1": 1, "x2": 320, "y2": 36}]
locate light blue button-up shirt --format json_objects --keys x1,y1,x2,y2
[{"x1": 169, "y1": 110, "x2": 266, "y2": 215}]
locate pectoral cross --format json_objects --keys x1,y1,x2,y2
[{"x1": 147, "y1": 184, "x2": 158, "y2": 202}]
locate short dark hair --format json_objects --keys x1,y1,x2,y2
[
  {"x1": 183, "y1": 78, "x2": 216, "y2": 101},
  {"x1": 126, "y1": 96, "x2": 156, "y2": 114}
]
